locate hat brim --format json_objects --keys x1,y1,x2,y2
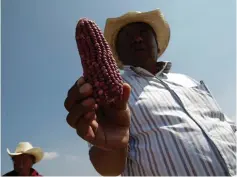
[
  {"x1": 7, "y1": 147, "x2": 44, "y2": 164},
  {"x1": 104, "y1": 9, "x2": 170, "y2": 69}
]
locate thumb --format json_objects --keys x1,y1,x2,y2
[
  {"x1": 113, "y1": 83, "x2": 131, "y2": 110},
  {"x1": 102, "y1": 83, "x2": 131, "y2": 112},
  {"x1": 101, "y1": 83, "x2": 131, "y2": 126}
]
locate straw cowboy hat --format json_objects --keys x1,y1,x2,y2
[
  {"x1": 7, "y1": 142, "x2": 44, "y2": 164},
  {"x1": 104, "y1": 9, "x2": 170, "y2": 68}
]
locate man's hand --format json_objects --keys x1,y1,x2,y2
[{"x1": 64, "y1": 76, "x2": 131, "y2": 150}]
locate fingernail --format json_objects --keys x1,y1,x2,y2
[
  {"x1": 77, "y1": 77, "x2": 84, "y2": 86},
  {"x1": 79, "y1": 84, "x2": 90, "y2": 94}
]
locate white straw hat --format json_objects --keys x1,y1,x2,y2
[
  {"x1": 104, "y1": 9, "x2": 170, "y2": 68},
  {"x1": 7, "y1": 142, "x2": 44, "y2": 164}
]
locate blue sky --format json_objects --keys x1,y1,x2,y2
[{"x1": 1, "y1": 0, "x2": 236, "y2": 176}]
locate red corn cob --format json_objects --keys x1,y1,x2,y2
[{"x1": 75, "y1": 18, "x2": 124, "y2": 106}]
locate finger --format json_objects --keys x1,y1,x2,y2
[
  {"x1": 118, "y1": 83, "x2": 131, "y2": 109},
  {"x1": 76, "y1": 120, "x2": 92, "y2": 140},
  {"x1": 105, "y1": 83, "x2": 131, "y2": 111},
  {"x1": 64, "y1": 77, "x2": 85, "y2": 111},
  {"x1": 84, "y1": 111, "x2": 97, "y2": 121},
  {"x1": 101, "y1": 83, "x2": 131, "y2": 126},
  {"x1": 83, "y1": 111, "x2": 98, "y2": 136},
  {"x1": 76, "y1": 118, "x2": 97, "y2": 142},
  {"x1": 64, "y1": 80, "x2": 93, "y2": 112},
  {"x1": 68, "y1": 77, "x2": 85, "y2": 97},
  {"x1": 66, "y1": 98, "x2": 96, "y2": 129}
]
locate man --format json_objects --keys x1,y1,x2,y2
[
  {"x1": 3, "y1": 142, "x2": 44, "y2": 176},
  {"x1": 64, "y1": 9, "x2": 236, "y2": 176}
]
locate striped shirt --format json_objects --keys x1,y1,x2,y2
[{"x1": 120, "y1": 62, "x2": 236, "y2": 176}]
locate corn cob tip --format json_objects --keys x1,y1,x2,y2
[{"x1": 77, "y1": 18, "x2": 95, "y2": 26}]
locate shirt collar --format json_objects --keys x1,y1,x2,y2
[
  {"x1": 31, "y1": 168, "x2": 41, "y2": 176},
  {"x1": 123, "y1": 61, "x2": 172, "y2": 77}
]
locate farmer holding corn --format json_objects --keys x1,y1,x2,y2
[{"x1": 64, "y1": 9, "x2": 236, "y2": 176}]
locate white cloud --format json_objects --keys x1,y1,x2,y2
[
  {"x1": 64, "y1": 155, "x2": 80, "y2": 161},
  {"x1": 43, "y1": 152, "x2": 59, "y2": 160}
]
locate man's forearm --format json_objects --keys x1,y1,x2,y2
[{"x1": 89, "y1": 146, "x2": 128, "y2": 176}]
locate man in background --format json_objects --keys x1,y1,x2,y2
[{"x1": 3, "y1": 142, "x2": 44, "y2": 176}]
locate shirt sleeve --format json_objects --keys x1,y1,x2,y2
[
  {"x1": 224, "y1": 116, "x2": 236, "y2": 133},
  {"x1": 183, "y1": 75, "x2": 236, "y2": 133},
  {"x1": 199, "y1": 80, "x2": 236, "y2": 133}
]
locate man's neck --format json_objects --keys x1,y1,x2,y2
[
  {"x1": 136, "y1": 61, "x2": 158, "y2": 75},
  {"x1": 121, "y1": 58, "x2": 160, "y2": 74},
  {"x1": 145, "y1": 64, "x2": 158, "y2": 75}
]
